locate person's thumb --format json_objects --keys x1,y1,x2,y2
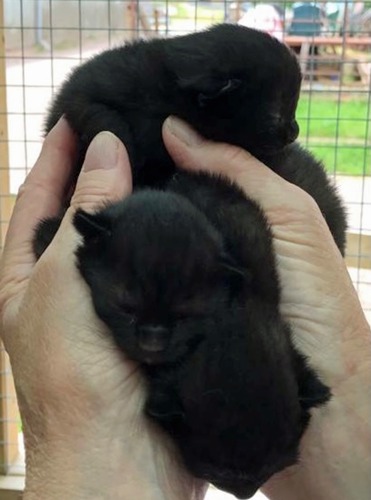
[
  {"x1": 50, "y1": 131, "x2": 132, "y2": 257},
  {"x1": 162, "y1": 115, "x2": 294, "y2": 212},
  {"x1": 69, "y1": 131, "x2": 132, "y2": 213}
]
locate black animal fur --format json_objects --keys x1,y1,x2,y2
[
  {"x1": 72, "y1": 171, "x2": 332, "y2": 499},
  {"x1": 34, "y1": 24, "x2": 346, "y2": 257},
  {"x1": 33, "y1": 24, "x2": 347, "y2": 498},
  {"x1": 46, "y1": 23, "x2": 301, "y2": 186}
]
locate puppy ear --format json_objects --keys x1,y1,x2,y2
[
  {"x1": 197, "y1": 78, "x2": 242, "y2": 107},
  {"x1": 165, "y1": 43, "x2": 241, "y2": 107},
  {"x1": 293, "y1": 350, "x2": 331, "y2": 410},
  {"x1": 177, "y1": 73, "x2": 241, "y2": 108},
  {"x1": 73, "y1": 209, "x2": 112, "y2": 241}
]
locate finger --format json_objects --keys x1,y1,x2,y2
[
  {"x1": 162, "y1": 116, "x2": 311, "y2": 216},
  {"x1": 69, "y1": 131, "x2": 132, "y2": 212},
  {"x1": 48, "y1": 131, "x2": 132, "y2": 260},
  {"x1": 162, "y1": 116, "x2": 337, "y2": 263},
  {"x1": 27, "y1": 132, "x2": 132, "y2": 351},
  {"x1": 162, "y1": 120, "x2": 366, "y2": 383},
  {"x1": 0, "y1": 118, "x2": 76, "y2": 289},
  {"x1": 1, "y1": 131, "x2": 132, "y2": 355},
  {"x1": 23, "y1": 132, "x2": 135, "y2": 376}
]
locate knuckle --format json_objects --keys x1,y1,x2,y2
[
  {"x1": 291, "y1": 184, "x2": 323, "y2": 215},
  {"x1": 70, "y1": 184, "x2": 113, "y2": 211},
  {"x1": 69, "y1": 170, "x2": 130, "y2": 211},
  {"x1": 16, "y1": 183, "x2": 26, "y2": 201}
]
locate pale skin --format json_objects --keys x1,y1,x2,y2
[{"x1": 0, "y1": 116, "x2": 370, "y2": 500}]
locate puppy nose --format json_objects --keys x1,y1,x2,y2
[
  {"x1": 137, "y1": 325, "x2": 170, "y2": 352},
  {"x1": 288, "y1": 120, "x2": 299, "y2": 142}
]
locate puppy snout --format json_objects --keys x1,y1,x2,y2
[
  {"x1": 288, "y1": 120, "x2": 299, "y2": 142},
  {"x1": 137, "y1": 324, "x2": 170, "y2": 352}
]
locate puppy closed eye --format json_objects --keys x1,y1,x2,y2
[{"x1": 114, "y1": 296, "x2": 138, "y2": 321}]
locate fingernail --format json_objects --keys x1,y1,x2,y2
[
  {"x1": 165, "y1": 116, "x2": 203, "y2": 147},
  {"x1": 42, "y1": 116, "x2": 75, "y2": 152},
  {"x1": 83, "y1": 132, "x2": 120, "y2": 171},
  {"x1": 50, "y1": 115, "x2": 69, "y2": 133}
]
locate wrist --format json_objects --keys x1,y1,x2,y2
[
  {"x1": 22, "y1": 403, "x2": 204, "y2": 500},
  {"x1": 23, "y1": 415, "x2": 145, "y2": 499},
  {"x1": 23, "y1": 422, "x2": 195, "y2": 500}
]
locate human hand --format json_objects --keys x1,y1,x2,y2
[
  {"x1": 163, "y1": 116, "x2": 371, "y2": 500},
  {"x1": 0, "y1": 118, "x2": 205, "y2": 500}
]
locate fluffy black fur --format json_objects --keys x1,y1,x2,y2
[
  {"x1": 32, "y1": 24, "x2": 348, "y2": 498},
  {"x1": 72, "y1": 171, "x2": 332, "y2": 499},
  {"x1": 45, "y1": 23, "x2": 301, "y2": 186},
  {"x1": 34, "y1": 23, "x2": 346, "y2": 257}
]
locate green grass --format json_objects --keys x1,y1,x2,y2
[
  {"x1": 305, "y1": 145, "x2": 371, "y2": 175},
  {"x1": 296, "y1": 94, "x2": 371, "y2": 175},
  {"x1": 169, "y1": 1, "x2": 224, "y2": 24},
  {"x1": 297, "y1": 96, "x2": 370, "y2": 139}
]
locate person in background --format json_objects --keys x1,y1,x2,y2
[{"x1": 238, "y1": 3, "x2": 284, "y2": 41}]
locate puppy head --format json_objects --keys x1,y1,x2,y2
[
  {"x1": 167, "y1": 24, "x2": 301, "y2": 154},
  {"x1": 74, "y1": 190, "x2": 249, "y2": 365}
]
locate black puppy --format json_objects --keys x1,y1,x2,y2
[
  {"x1": 45, "y1": 23, "x2": 301, "y2": 186},
  {"x1": 72, "y1": 171, "x2": 332, "y2": 499},
  {"x1": 35, "y1": 23, "x2": 346, "y2": 255},
  {"x1": 33, "y1": 23, "x2": 347, "y2": 498}
]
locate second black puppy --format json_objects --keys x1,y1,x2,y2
[{"x1": 72, "y1": 170, "x2": 332, "y2": 499}]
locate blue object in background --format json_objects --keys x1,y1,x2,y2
[{"x1": 289, "y1": 2, "x2": 323, "y2": 36}]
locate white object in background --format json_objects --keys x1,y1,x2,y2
[{"x1": 238, "y1": 4, "x2": 284, "y2": 41}]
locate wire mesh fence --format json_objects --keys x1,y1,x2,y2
[{"x1": 0, "y1": 1, "x2": 370, "y2": 497}]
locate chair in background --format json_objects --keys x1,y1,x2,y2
[{"x1": 288, "y1": 3, "x2": 325, "y2": 79}]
